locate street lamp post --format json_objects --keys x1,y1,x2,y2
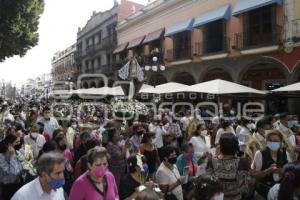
[{"x1": 144, "y1": 48, "x2": 165, "y2": 88}]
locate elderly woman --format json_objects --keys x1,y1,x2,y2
[
  {"x1": 69, "y1": 147, "x2": 118, "y2": 200},
  {"x1": 252, "y1": 130, "x2": 289, "y2": 199}
]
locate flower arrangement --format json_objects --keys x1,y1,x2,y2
[
  {"x1": 151, "y1": 95, "x2": 162, "y2": 105},
  {"x1": 111, "y1": 98, "x2": 149, "y2": 117}
]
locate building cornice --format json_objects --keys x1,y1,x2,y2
[{"x1": 117, "y1": 0, "x2": 208, "y2": 38}]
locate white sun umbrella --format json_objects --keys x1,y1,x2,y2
[
  {"x1": 272, "y1": 82, "x2": 300, "y2": 92},
  {"x1": 139, "y1": 82, "x2": 188, "y2": 94},
  {"x1": 110, "y1": 86, "x2": 124, "y2": 96},
  {"x1": 173, "y1": 79, "x2": 267, "y2": 94},
  {"x1": 51, "y1": 90, "x2": 71, "y2": 95},
  {"x1": 110, "y1": 84, "x2": 153, "y2": 96}
]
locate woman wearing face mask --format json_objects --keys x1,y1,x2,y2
[
  {"x1": 120, "y1": 155, "x2": 153, "y2": 200},
  {"x1": 156, "y1": 145, "x2": 185, "y2": 200},
  {"x1": 176, "y1": 143, "x2": 198, "y2": 199},
  {"x1": 140, "y1": 132, "x2": 160, "y2": 179},
  {"x1": 189, "y1": 124, "x2": 211, "y2": 160},
  {"x1": 130, "y1": 122, "x2": 145, "y2": 155},
  {"x1": 24, "y1": 124, "x2": 46, "y2": 159},
  {"x1": 106, "y1": 127, "x2": 129, "y2": 188},
  {"x1": 0, "y1": 134, "x2": 24, "y2": 200},
  {"x1": 69, "y1": 147, "x2": 119, "y2": 200},
  {"x1": 193, "y1": 175, "x2": 223, "y2": 200},
  {"x1": 252, "y1": 130, "x2": 289, "y2": 199}
]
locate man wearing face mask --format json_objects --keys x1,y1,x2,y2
[
  {"x1": 24, "y1": 124, "x2": 46, "y2": 159},
  {"x1": 37, "y1": 106, "x2": 59, "y2": 140},
  {"x1": 251, "y1": 130, "x2": 290, "y2": 199},
  {"x1": 11, "y1": 152, "x2": 65, "y2": 200},
  {"x1": 245, "y1": 118, "x2": 271, "y2": 161},
  {"x1": 274, "y1": 113, "x2": 299, "y2": 162}
]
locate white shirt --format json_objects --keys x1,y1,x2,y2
[
  {"x1": 156, "y1": 163, "x2": 183, "y2": 200},
  {"x1": 180, "y1": 117, "x2": 190, "y2": 131},
  {"x1": 11, "y1": 177, "x2": 65, "y2": 200},
  {"x1": 236, "y1": 125, "x2": 243, "y2": 136},
  {"x1": 149, "y1": 123, "x2": 165, "y2": 149},
  {"x1": 268, "y1": 184, "x2": 298, "y2": 200},
  {"x1": 237, "y1": 127, "x2": 251, "y2": 151},
  {"x1": 24, "y1": 134, "x2": 46, "y2": 159},
  {"x1": 189, "y1": 136, "x2": 210, "y2": 159},
  {"x1": 215, "y1": 126, "x2": 236, "y2": 144},
  {"x1": 37, "y1": 117, "x2": 59, "y2": 139}
]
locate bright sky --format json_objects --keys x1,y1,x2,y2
[{"x1": 0, "y1": 0, "x2": 148, "y2": 87}]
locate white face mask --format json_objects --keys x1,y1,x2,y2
[
  {"x1": 201, "y1": 130, "x2": 208, "y2": 136},
  {"x1": 71, "y1": 124, "x2": 77, "y2": 129},
  {"x1": 246, "y1": 124, "x2": 252, "y2": 130},
  {"x1": 151, "y1": 138, "x2": 156, "y2": 144},
  {"x1": 30, "y1": 132, "x2": 38, "y2": 139}
]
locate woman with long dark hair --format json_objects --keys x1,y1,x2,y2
[
  {"x1": 268, "y1": 162, "x2": 300, "y2": 200},
  {"x1": 0, "y1": 134, "x2": 23, "y2": 200}
]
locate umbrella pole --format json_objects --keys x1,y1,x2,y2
[{"x1": 218, "y1": 95, "x2": 221, "y2": 117}]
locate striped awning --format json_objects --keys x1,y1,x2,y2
[
  {"x1": 143, "y1": 28, "x2": 165, "y2": 44},
  {"x1": 127, "y1": 35, "x2": 146, "y2": 49},
  {"x1": 113, "y1": 42, "x2": 129, "y2": 54}
]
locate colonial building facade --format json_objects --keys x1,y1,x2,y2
[
  {"x1": 115, "y1": 0, "x2": 300, "y2": 113},
  {"x1": 75, "y1": 0, "x2": 144, "y2": 89},
  {"x1": 51, "y1": 44, "x2": 77, "y2": 90}
]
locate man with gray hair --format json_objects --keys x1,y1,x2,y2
[{"x1": 11, "y1": 152, "x2": 65, "y2": 200}]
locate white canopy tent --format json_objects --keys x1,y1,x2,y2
[
  {"x1": 272, "y1": 82, "x2": 300, "y2": 92},
  {"x1": 171, "y1": 79, "x2": 267, "y2": 94},
  {"x1": 50, "y1": 90, "x2": 72, "y2": 95},
  {"x1": 139, "y1": 82, "x2": 188, "y2": 94},
  {"x1": 73, "y1": 84, "x2": 154, "y2": 96}
]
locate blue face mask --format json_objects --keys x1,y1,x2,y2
[
  {"x1": 49, "y1": 178, "x2": 65, "y2": 190},
  {"x1": 143, "y1": 164, "x2": 149, "y2": 173},
  {"x1": 267, "y1": 142, "x2": 280, "y2": 151},
  {"x1": 214, "y1": 193, "x2": 224, "y2": 200},
  {"x1": 184, "y1": 153, "x2": 193, "y2": 161}
]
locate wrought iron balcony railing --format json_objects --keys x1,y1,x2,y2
[
  {"x1": 234, "y1": 25, "x2": 282, "y2": 50},
  {"x1": 194, "y1": 36, "x2": 230, "y2": 56}
]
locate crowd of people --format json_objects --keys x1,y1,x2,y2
[{"x1": 0, "y1": 97, "x2": 299, "y2": 200}]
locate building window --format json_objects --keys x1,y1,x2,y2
[
  {"x1": 173, "y1": 31, "x2": 191, "y2": 59},
  {"x1": 99, "y1": 31, "x2": 102, "y2": 43},
  {"x1": 247, "y1": 5, "x2": 274, "y2": 46},
  {"x1": 97, "y1": 56, "x2": 101, "y2": 68},
  {"x1": 107, "y1": 54, "x2": 111, "y2": 66},
  {"x1": 203, "y1": 20, "x2": 226, "y2": 54}
]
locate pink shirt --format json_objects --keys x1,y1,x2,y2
[
  {"x1": 64, "y1": 149, "x2": 73, "y2": 163},
  {"x1": 69, "y1": 171, "x2": 119, "y2": 200}
]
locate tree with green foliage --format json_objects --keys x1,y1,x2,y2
[{"x1": 0, "y1": 0, "x2": 44, "y2": 62}]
